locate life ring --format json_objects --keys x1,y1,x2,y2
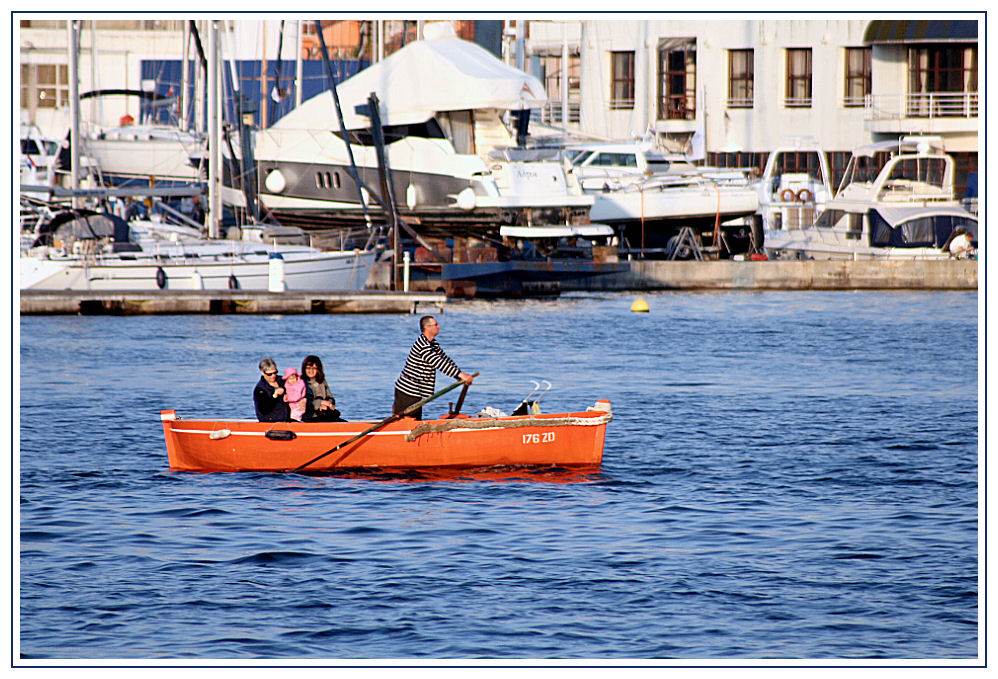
[
  {"x1": 228, "y1": 274, "x2": 239, "y2": 290},
  {"x1": 779, "y1": 188, "x2": 797, "y2": 202},
  {"x1": 796, "y1": 188, "x2": 814, "y2": 203},
  {"x1": 155, "y1": 266, "x2": 167, "y2": 290}
]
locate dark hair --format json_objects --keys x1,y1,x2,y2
[
  {"x1": 419, "y1": 315, "x2": 436, "y2": 331},
  {"x1": 301, "y1": 355, "x2": 326, "y2": 384}
]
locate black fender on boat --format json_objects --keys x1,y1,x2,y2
[{"x1": 155, "y1": 266, "x2": 167, "y2": 290}]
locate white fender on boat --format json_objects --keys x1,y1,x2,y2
[
  {"x1": 406, "y1": 183, "x2": 418, "y2": 209},
  {"x1": 264, "y1": 169, "x2": 287, "y2": 194},
  {"x1": 456, "y1": 187, "x2": 476, "y2": 211},
  {"x1": 268, "y1": 253, "x2": 286, "y2": 293}
]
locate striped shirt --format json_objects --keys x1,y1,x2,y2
[{"x1": 395, "y1": 334, "x2": 462, "y2": 399}]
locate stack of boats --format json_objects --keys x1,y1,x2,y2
[{"x1": 763, "y1": 136, "x2": 978, "y2": 260}]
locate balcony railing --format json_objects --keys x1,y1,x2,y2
[
  {"x1": 609, "y1": 98, "x2": 635, "y2": 110},
  {"x1": 866, "y1": 92, "x2": 979, "y2": 120},
  {"x1": 784, "y1": 97, "x2": 813, "y2": 108},
  {"x1": 536, "y1": 100, "x2": 581, "y2": 124},
  {"x1": 726, "y1": 97, "x2": 754, "y2": 109}
]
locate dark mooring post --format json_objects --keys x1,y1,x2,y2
[{"x1": 367, "y1": 92, "x2": 402, "y2": 290}]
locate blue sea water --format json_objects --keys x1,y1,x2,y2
[{"x1": 18, "y1": 291, "x2": 979, "y2": 660}]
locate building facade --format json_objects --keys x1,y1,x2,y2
[
  {"x1": 523, "y1": 18, "x2": 979, "y2": 193},
  {"x1": 19, "y1": 19, "x2": 502, "y2": 135}
]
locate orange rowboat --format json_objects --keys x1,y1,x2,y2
[{"x1": 160, "y1": 400, "x2": 612, "y2": 473}]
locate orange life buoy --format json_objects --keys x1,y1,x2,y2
[
  {"x1": 796, "y1": 188, "x2": 814, "y2": 203},
  {"x1": 779, "y1": 188, "x2": 797, "y2": 202}
]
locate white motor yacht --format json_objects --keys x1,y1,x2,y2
[
  {"x1": 757, "y1": 140, "x2": 834, "y2": 234},
  {"x1": 764, "y1": 136, "x2": 978, "y2": 260},
  {"x1": 84, "y1": 124, "x2": 205, "y2": 183},
  {"x1": 253, "y1": 29, "x2": 595, "y2": 237},
  {"x1": 564, "y1": 142, "x2": 760, "y2": 255},
  {"x1": 20, "y1": 122, "x2": 61, "y2": 187}
]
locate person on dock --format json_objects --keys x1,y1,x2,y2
[
  {"x1": 253, "y1": 357, "x2": 290, "y2": 422},
  {"x1": 301, "y1": 355, "x2": 344, "y2": 422},
  {"x1": 393, "y1": 315, "x2": 474, "y2": 420},
  {"x1": 282, "y1": 367, "x2": 307, "y2": 422}
]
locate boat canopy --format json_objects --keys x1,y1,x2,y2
[
  {"x1": 272, "y1": 37, "x2": 547, "y2": 132},
  {"x1": 870, "y1": 207, "x2": 977, "y2": 248}
]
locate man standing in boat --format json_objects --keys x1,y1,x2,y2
[{"x1": 394, "y1": 316, "x2": 474, "y2": 420}]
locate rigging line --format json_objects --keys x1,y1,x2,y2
[
  {"x1": 314, "y1": 20, "x2": 376, "y2": 226},
  {"x1": 272, "y1": 20, "x2": 286, "y2": 101}
]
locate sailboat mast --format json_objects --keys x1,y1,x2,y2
[
  {"x1": 180, "y1": 21, "x2": 190, "y2": 132},
  {"x1": 561, "y1": 22, "x2": 569, "y2": 129},
  {"x1": 295, "y1": 20, "x2": 304, "y2": 108},
  {"x1": 207, "y1": 20, "x2": 222, "y2": 238},
  {"x1": 67, "y1": 19, "x2": 81, "y2": 209}
]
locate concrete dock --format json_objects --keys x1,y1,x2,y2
[
  {"x1": 20, "y1": 290, "x2": 447, "y2": 315},
  {"x1": 565, "y1": 259, "x2": 978, "y2": 291}
]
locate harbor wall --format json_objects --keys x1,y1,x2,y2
[{"x1": 563, "y1": 260, "x2": 978, "y2": 291}]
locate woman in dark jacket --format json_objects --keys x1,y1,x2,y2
[
  {"x1": 301, "y1": 355, "x2": 345, "y2": 422},
  {"x1": 253, "y1": 357, "x2": 290, "y2": 422}
]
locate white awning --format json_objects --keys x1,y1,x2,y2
[
  {"x1": 500, "y1": 225, "x2": 615, "y2": 239},
  {"x1": 874, "y1": 206, "x2": 977, "y2": 227},
  {"x1": 272, "y1": 37, "x2": 547, "y2": 132}
]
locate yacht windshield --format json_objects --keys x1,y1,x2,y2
[{"x1": 885, "y1": 157, "x2": 948, "y2": 191}]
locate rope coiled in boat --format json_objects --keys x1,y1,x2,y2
[{"x1": 405, "y1": 413, "x2": 612, "y2": 442}]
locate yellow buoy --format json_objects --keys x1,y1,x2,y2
[{"x1": 630, "y1": 297, "x2": 650, "y2": 313}]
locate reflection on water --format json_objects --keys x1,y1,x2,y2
[{"x1": 300, "y1": 464, "x2": 604, "y2": 484}]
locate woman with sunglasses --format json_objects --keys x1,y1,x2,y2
[{"x1": 253, "y1": 357, "x2": 291, "y2": 422}]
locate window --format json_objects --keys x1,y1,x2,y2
[
  {"x1": 588, "y1": 153, "x2": 638, "y2": 167},
  {"x1": 706, "y1": 151, "x2": 768, "y2": 176},
  {"x1": 537, "y1": 54, "x2": 581, "y2": 123},
  {"x1": 20, "y1": 63, "x2": 70, "y2": 117},
  {"x1": 610, "y1": 51, "x2": 635, "y2": 110},
  {"x1": 727, "y1": 49, "x2": 754, "y2": 108},
  {"x1": 829, "y1": 151, "x2": 852, "y2": 189},
  {"x1": 844, "y1": 47, "x2": 871, "y2": 107},
  {"x1": 908, "y1": 44, "x2": 978, "y2": 117},
  {"x1": 909, "y1": 44, "x2": 977, "y2": 93},
  {"x1": 785, "y1": 48, "x2": 812, "y2": 108},
  {"x1": 658, "y1": 43, "x2": 696, "y2": 120}
]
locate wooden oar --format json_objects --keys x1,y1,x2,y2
[{"x1": 289, "y1": 372, "x2": 479, "y2": 473}]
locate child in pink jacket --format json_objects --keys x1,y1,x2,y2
[{"x1": 283, "y1": 367, "x2": 307, "y2": 421}]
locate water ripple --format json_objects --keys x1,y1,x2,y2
[{"x1": 18, "y1": 291, "x2": 978, "y2": 660}]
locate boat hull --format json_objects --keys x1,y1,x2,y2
[
  {"x1": 161, "y1": 404, "x2": 611, "y2": 472},
  {"x1": 21, "y1": 250, "x2": 376, "y2": 292}
]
